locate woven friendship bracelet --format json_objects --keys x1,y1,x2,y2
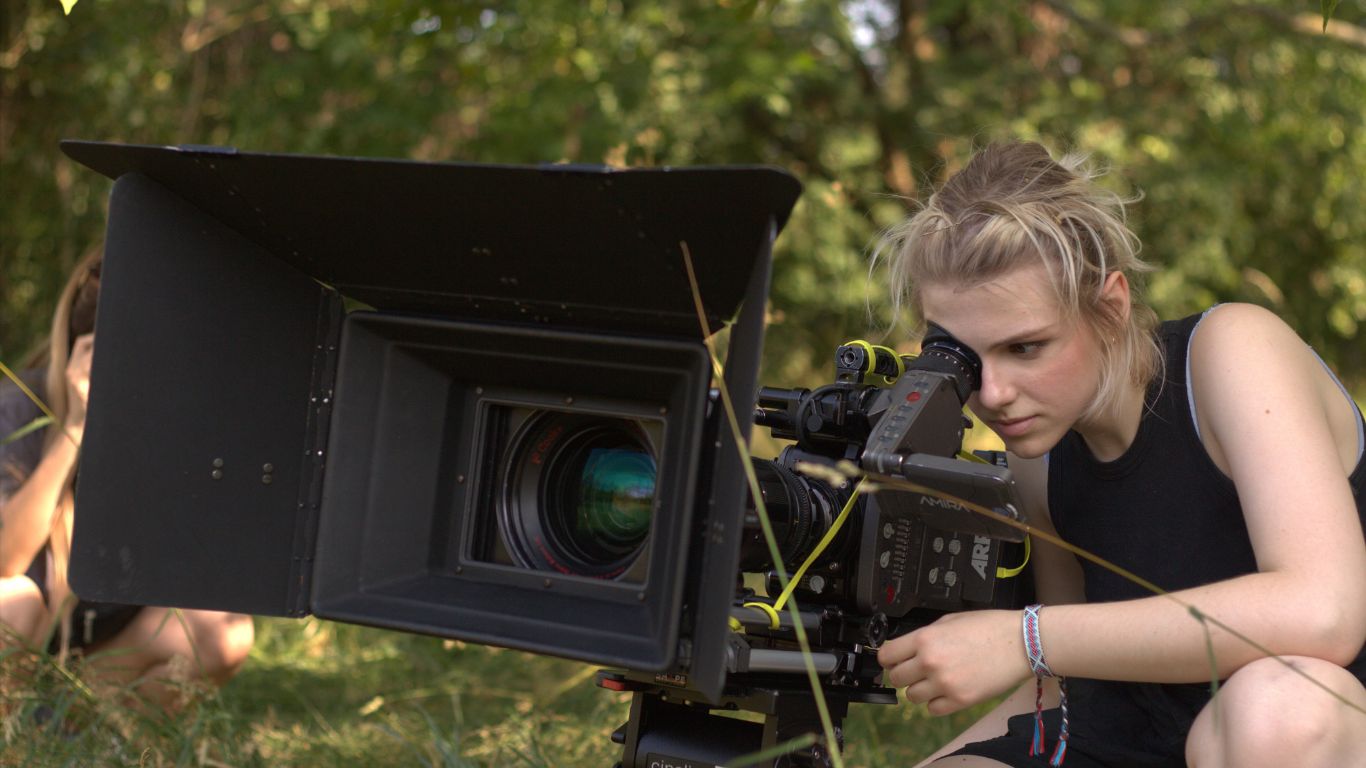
[
  {"x1": 1022, "y1": 603, "x2": 1054, "y2": 677},
  {"x1": 1022, "y1": 603, "x2": 1069, "y2": 766}
]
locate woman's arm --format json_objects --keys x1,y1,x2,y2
[
  {"x1": 0, "y1": 429, "x2": 78, "y2": 577},
  {"x1": 1188, "y1": 303, "x2": 1366, "y2": 661},
  {"x1": 0, "y1": 334, "x2": 93, "y2": 578}
]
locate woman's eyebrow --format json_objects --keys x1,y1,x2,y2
[{"x1": 988, "y1": 323, "x2": 1055, "y2": 349}]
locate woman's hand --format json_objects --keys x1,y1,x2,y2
[
  {"x1": 877, "y1": 609, "x2": 1032, "y2": 715},
  {"x1": 64, "y1": 333, "x2": 94, "y2": 439}
]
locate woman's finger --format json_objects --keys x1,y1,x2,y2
[
  {"x1": 886, "y1": 656, "x2": 925, "y2": 689},
  {"x1": 924, "y1": 695, "x2": 965, "y2": 717},
  {"x1": 902, "y1": 677, "x2": 938, "y2": 705},
  {"x1": 876, "y1": 629, "x2": 919, "y2": 669}
]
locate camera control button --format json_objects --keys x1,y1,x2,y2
[
  {"x1": 944, "y1": 570, "x2": 958, "y2": 587},
  {"x1": 928, "y1": 567, "x2": 939, "y2": 584},
  {"x1": 882, "y1": 523, "x2": 895, "y2": 539},
  {"x1": 947, "y1": 539, "x2": 962, "y2": 555},
  {"x1": 879, "y1": 550, "x2": 891, "y2": 568},
  {"x1": 932, "y1": 536, "x2": 945, "y2": 553}
]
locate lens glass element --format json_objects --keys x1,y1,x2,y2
[
  {"x1": 567, "y1": 447, "x2": 655, "y2": 558},
  {"x1": 499, "y1": 412, "x2": 657, "y2": 581}
]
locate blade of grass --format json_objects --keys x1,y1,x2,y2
[
  {"x1": 723, "y1": 732, "x2": 819, "y2": 768},
  {"x1": 680, "y1": 240, "x2": 845, "y2": 768},
  {"x1": 1, "y1": 414, "x2": 51, "y2": 445},
  {"x1": 0, "y1": 360, "x2": 77, "y2": 448}
]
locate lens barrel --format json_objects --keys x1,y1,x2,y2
[
  {"x1": 499, "y1": 413, "x2": 656, "y2": 579},
  {"x1": 738, "y1": 458, "x2": 855, "y2": 572},
  {"x1": 914, "y1": 325, "x2": 982, "y2": 403}
]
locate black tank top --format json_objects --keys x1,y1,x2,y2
[{"x1": 1048, "y1": 311, "x2": 1366, "y2": 681}]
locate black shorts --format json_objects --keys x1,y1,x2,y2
[
  {"x1": 24, "y1": 551, "x2": 142, "y2": 654},
  {"x1": 950, "y1": 679, "x2": 1211, "y2": 768}
]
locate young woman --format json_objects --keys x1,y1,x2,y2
[
  {"x1": 874, "y1": 142, "x2": 1366, "y2": 767},
  {"x1": 0, "y1": 248, "x2": 255, "y2": 709}
]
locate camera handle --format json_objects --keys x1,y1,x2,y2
[{"x1": 599, "y1": 671, "x2": 897, "y2": 768}]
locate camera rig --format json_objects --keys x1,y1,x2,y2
[
  {"x1": 60, "y1": 141, "x2": 1030, "y2": 768},
  {"x1": 602, "y1": 340, "x2": 1028, "y2": 767}
]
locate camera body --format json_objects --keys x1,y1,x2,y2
[
  {"x1": 62, "y1": 142, "x2": 1027, "y2": 718},
  {"x1": 653, "y1": 341, "x2": 1028, "y2": 701},
  {"x1": 741, "y1": 342, "x2": 1025, "y2": 634}
]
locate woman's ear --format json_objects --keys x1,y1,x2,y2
[{"x1": 1099, "y1": 270, "x2": 1131, "y2": 329}]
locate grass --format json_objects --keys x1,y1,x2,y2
[{"x1": 3, "y1": 617, "x2": 990, "y2": 767}]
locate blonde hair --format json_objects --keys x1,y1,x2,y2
[
  {"x1": 876, "y1": 141, "x2": 1161, "y2": 422},
  {"x1": 42, "y1": 246, "x2": 103, "y2": 454}
]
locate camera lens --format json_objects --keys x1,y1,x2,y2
[
  {"x1": 738, "y1": 459, "x2": 854, "y2": 572},
  {"x1": 500, "y1": 413, "x2": 656, "y2": 579},
  {"x1": 549, "y1": 436, "x2": 655, "y2": 563}
]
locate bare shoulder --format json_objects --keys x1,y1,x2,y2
[
  {"x1": 1187, "y1": 303, "x2": 1323, "y2": 413},
  {"x1": 1189, "y1": 302, "x2": 1359, "y2": 477},
  {"x1": 1188, "y1": 302, "x2": 1305, "y2": 362}
]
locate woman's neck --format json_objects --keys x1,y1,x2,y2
[{"x1": 1075, "y1": 381, "x2": 1148, "y2": 463}]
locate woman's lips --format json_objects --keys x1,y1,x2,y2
[{"x1": 992, "y1": 416, "x2": 1035, "y2": 438}]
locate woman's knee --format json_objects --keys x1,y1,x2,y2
[
  {"x1": 0, "y1": 575, "x2": 47, "y2": 645},
  {"x1": 182, "y1": 610, "x2": 254, "y2": 683},
  {"x1": 1187, "y1": 656, "x2": 1366, "y2": 768},
  {"x1": 97, "y1": 607, "x2": 254, "y2": 685}
]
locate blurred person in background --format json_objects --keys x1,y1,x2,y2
[{"x1": 0, "y1": 247, "x2": 254, "y2": 710}]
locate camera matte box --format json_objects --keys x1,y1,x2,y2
[{"x1": 63, "y1": 140, "x2": 800, "y2": 684}]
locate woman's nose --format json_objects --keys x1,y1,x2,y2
[{"x1": 976, "y1": 364, "x2": 1016, "y2": 411}]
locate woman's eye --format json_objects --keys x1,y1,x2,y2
[{"x1": 1009, "y1": 341, "x2": 1044, "y2": 356}]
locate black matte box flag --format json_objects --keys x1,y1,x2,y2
[{"x1": 64, "y1": 141, "x2": 800, "y2": 694}]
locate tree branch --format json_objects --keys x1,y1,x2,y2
[{"x1": 1038, "y1": 0, "x2": 1366, "y2": 53}]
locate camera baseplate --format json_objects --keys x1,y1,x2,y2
[{"x1": 598, "y1": 670, "x2": 897, "y2": 768}]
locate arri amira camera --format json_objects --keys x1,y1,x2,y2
[{"x1": 63, "y1": 141, "x2": 1029, "y2": 768}]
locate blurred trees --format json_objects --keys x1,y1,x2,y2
[{"x1": 3, "y1": 0, "x2": 1364, "y2": 394}]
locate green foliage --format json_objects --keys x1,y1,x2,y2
[{"x1": 3, "y1": 0, "x2": 1364, "y2": 394}]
